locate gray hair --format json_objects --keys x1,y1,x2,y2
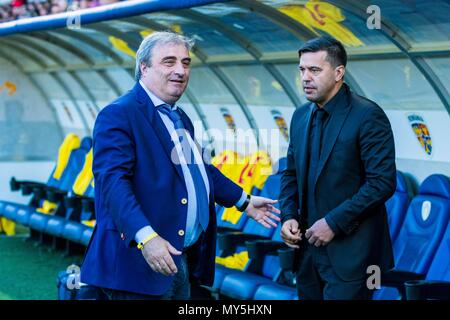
[{"x1": 135, "y1": 31, "x2": 195, "y2": 81}]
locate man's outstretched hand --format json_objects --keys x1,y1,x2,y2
[{"x1": 245, "y1": 196, "x2": 281, "y2": 228}]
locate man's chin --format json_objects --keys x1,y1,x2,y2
[
  {"x1": 305, "y1": 94, "x2": 317, "y2": 102},
  {"x1": 168, "y1": 92, "x2": 184, "y2": 103}
]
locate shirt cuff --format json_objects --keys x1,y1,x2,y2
[
  {"x1": 135, "y1": 225, "x2": 157, "y2": 244},
  {"x1": 325, "y1": 215, "x2": 341, "y2": 235},
  {"x1": 235, "y1": 190, "x2": 248, "y2": 208}
]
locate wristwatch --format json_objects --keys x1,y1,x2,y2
[{"x1": 236, "y1": 194, "x2": 251, "y2": 212}]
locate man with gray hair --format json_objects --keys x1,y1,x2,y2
[{"x1": 80, "y1": 31, "x2": 280, "y2": 300}]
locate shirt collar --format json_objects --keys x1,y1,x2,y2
[
  {"x1": 139, "y1": 80, "x2": 178, "y2": 110},
  {"x1": 315, "y1": 82, "x2": 349, "y2": 116}
]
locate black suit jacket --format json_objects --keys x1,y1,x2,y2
[{"x1": 280, "y1": 84, "x2": 396, "y2": 281}]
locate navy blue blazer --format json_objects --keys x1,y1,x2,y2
[{"x1": 81, "y1": 83, "x2": 242, "y2": 295}]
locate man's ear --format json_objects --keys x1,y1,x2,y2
[
  {"x1": 335, "y1": 65, "x2": 345, "y2": 82},
  {"x1": 140, "y1": 62, "x2": 148, "y2": 77}
]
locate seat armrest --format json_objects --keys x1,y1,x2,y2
[
  {"x1": 277, "y1": 247, "x2": 296, "y2": 271},
  {"x1": 46, "y1": 188, "x2": 68, "y2": 202},
  {"x1": 246, "y1": 240, "x2": 286, "y2": 259},
  {"x1": 10, "y1": 177, "x2": 47, "y2": 193},
  {"x1": 381, "y1": 269, "x2": 426, "y2": 299},
  {"x1": 81, "y1": 197, "x2": 95, "y2": 213},
  {"x1": 405, "y1": 280, "x2": 450, "y2": 300},
  {"x1": 382, "y1": 270, "x2": 425, "y2": 288},
  {"x1": 217, "y1": 232, "x2": 266, "y2": 256},
  {"x1": 65, "y1": 195, "x2": 92, "y2": 209}
]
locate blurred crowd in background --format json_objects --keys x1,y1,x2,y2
[{"x1": 0, "y1": 0, "x2": 124, "y2": 23}]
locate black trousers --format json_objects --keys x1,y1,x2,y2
[{"x1": 296, "y1": 245, "x2": 373, "y2": 300}]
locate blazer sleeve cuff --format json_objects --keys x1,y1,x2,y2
[
  {"x1": 325, "y1": 215, "x2": 341, "y2": 235},
  {"x1": 281, "y1": 213, "x2": 299, "y2": 225}
]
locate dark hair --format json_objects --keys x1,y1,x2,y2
[{"x1": 298, "y1": 36, "x2": 347, "y2": 68}]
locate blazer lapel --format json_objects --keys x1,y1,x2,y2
[
  {"x1": 297, "y1": 104, "x2": 314, "y2": 195},
  {"x1": 314, "y1": 98, "x2": 352, "y2": 185},
  {"x1": 134, "y1": 83, "x2": 184, "y2": 180}
]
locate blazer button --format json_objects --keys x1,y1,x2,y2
[
  {"x1": 120, "y1": 233, "x2": 125, "y2": 240},
  {"x1": 181, "y1": 198, "x2": 188, "y2": 205},
  {"x1": 178, "y1": 229, "x2": 185, "y2": 236}
]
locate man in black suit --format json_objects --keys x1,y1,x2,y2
[{"x1": 279, "y1": 36, "x2": 396, "y2": 300}]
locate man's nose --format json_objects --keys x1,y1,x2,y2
[
  {"x1": 173, "y1": 62, "x2": 186, "y2": 76},
  {"x1": 301, "y1": 70, "x2": 312, "y2": 82}
]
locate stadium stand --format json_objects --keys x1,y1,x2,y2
[
  {"x1": 0, "y1": 0, "x2": 449, "y2": 302},
  {"x1": 0, "y1": 0, "x2": 122, "y2": 23}
]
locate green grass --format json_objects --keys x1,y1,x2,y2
[{"x1": 0, "y1": 234, "x2": 83, "y2": 300}]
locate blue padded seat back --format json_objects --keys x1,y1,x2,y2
[
  {"x1": 262, "y1": 255, "x2": 281, "y2": 280},
  {"x1": 217, "y1": 209, "x2": 248, "y2": 230},
  {"x1": 253, "y1": 284, "x2": 298, "y2": 300},
  {"x1": 419, "y1": 174, "x2": 450, "y2": 198},
  {"x1": 84, "y1": 183, "x2": 94, "y2": 198},
  {"x1": 386, "y1": 171, "x2": 416, "y2": 242},
  {"x1": 426, "y1": 222, "x2": 450, "y2": 281},
  {"x1": 271, "y1": 223, "x2": 282, "y2": 242},
  {"x1": 58, "y1": 137, "x2": 92, "y2": 191},
  {"x1": 392, "y1": 174, "x2": 450, "y2": 275},
  {"x1": 45, "y1": 136, "x2": 88, "y2": 189},
  {"x1": 46, "y1": 168, "x2": 59, "y2": 188}
]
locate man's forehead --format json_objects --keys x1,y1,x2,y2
[
  {"x1": 299, "y1": 51, "x2": 329, "y2": 66},
  {"x1": 153, "y1": 42, "x2": 190, "y2": 59}
]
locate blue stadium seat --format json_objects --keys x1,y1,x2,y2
[
  {"x1": 219, "y1": 250, "x2": 283, "y2": 299},
  {"x1": 216, "y1": 208, "x2": 249, "y2": 232},
  {"x1": 405, "y1": 221, "x2": 450, "y2": 299},
  {"x1": 374, "y1": 174, "x2": 450, "y2": 300},
  {"x1": 212, "y1": 207, "x2": 281, "y2": 295},
  {"x1": 0, "y1": 202, "x2": 5, "y2": 216},
  {"x1": 386, "y1": 171, "x2": 416, "y2": 242},
  {"x1": 423, "y1": 222, "x2": 450, "y2": 282},
  {"x1": 0, "y1": 136, "x2": 91, "y2": 233},
  {"x1": 215, "y1": 161, "x2": 291, "y2": 299},
  {"x1": 2, "y1": 203, "x2": 29, "y2": 224},
  {"x1": 213, "y1": 166, "x2": 285, "y2": 291},
  {"x1": 217, "y1": 223, "x2": 289, "y2": 299},
  {"x1": 61, "y1": 221, "x2": 85, "y2": 243},
  {"x1": 28, "y1": 137, "x2": 92, "y2": 239},
  {"x1": 14, "y1": 206, "x2": 33, "y2": 226},
  {"x1": 273, "y1": 157, "x2": 287, "y2": 175},
  {"x1": 253, "y1": 283, "x2": 298, "y2": 300},
  {"x1": 80, "y1": 227, "x2": 94, "y2": 246}
]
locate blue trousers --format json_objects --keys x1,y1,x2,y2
[{"x1": 84, "y1": 253, "x2": 191, "y2": 300}]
